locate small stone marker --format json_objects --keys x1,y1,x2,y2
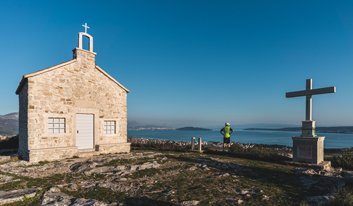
[
  {"x1": 286, "y1": 79, "x2": 336, "y2": 165},
  {"x1": 191, "y1": 137, "x2": 196, "y2": 151},
  {"x1": 198, "y1": 137, "x2": 202, "y2": 152}
]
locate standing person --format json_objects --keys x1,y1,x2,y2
[{"x1": 220, "y1": 123, "x2": 234, "y2": 150}]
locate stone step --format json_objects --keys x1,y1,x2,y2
[
  {"x1": 77, "y1": 149, "x2": 98, "y2": 158},
  {"x1": 287, "y1": 160, "x2": 332, "y2": 171},
  {"x1": 0, "y1": 188, "x2": 38, "y2": 205}
]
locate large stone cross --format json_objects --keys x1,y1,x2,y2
[
  {"x1": 286, "y1": 79, "x2": 336, "y2": 165},
  {"x1": 82, "y1": 23, "x2": 90, "y2": 33},
  {"x1": 286, "y1": 79, "x2": 336, "y2": 121}
]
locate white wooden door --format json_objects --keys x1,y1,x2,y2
[{"x1": 76, "y1": 114, "x2": 94, "y2": 150}]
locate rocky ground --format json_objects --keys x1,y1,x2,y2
[{"x1": 0, "y1": 140, "x2": 352, "y2": 205}]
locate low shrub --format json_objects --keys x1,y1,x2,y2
[
  {"x1": 0, "y1": 135, "x2": 18, "y2": 150},
  {"x1": 206, "y1": 143, "x2": 291, "y2": 163},
  {"x1": 129, "y1": 138, "x2": 191, "y2": 151},
  {"x1": 330, "y1": 183, "x2": 353, "y2": 206},
  {"x1": 331, "y1": 149, "x2": 353, "y2": 170}
]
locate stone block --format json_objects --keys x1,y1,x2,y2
[
  {"x1": 301, "y1": 120, "x2": 316, "y2": 137},
  {"x1": 28, "y1": 147, "x2": 78, "y2": 162},
  {"x1": 97, "y1": 143, "x2": 131, "y2": 154},
  {"x1": 292, "y1": 136, "x2": 325, "y2": 164}
]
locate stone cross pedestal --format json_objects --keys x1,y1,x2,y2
[
  {"x1": 292, "y1": 121, "x2": 325, "y2": 164},
  {"x1": 286, "y1": 79, "x2": 336, "y2": 164}
]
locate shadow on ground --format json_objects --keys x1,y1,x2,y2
[
  {"x1": 168, "y1": 154, "x2": 344, "y2": 202},
  {"x1": 125, "y1": 197, "x2": 178, "y2": 206}
]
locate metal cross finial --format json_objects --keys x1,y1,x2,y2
[{"x1": 82, "y1": 23, "x2": 90, "y2": 33}]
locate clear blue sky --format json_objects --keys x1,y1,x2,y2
[{"x1": 1, "y1": 0, "x2": 353, "y2": 128}]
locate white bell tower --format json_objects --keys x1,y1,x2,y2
[{"x1": 78, "y1": 23, "x2": 94, "y2": 53}]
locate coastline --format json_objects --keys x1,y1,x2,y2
[
  {"x1": 0, "y1": 136, "x2": 352, "y2": 205},
  {"x1": 128, "y1": 129, "x2": 353, "y2": 149},
  {"x1": 245, "y1": 127, "x2": 353, "y2": 134}
]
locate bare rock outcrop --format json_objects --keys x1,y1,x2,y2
[
  {"x1": 0, "y1": 188, "x2": 38, "y2": 205},
  {"x1": 41, "y1": 187, "x2": 116, "y2": 206}
]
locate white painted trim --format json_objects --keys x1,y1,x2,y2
[
  {"x1": 78, "y1": 32, "x2": 94, "y2": 52},
  {"x1": 15, "y1": 59, "x2": 77, "y2": 94},
  {"x1": 102, "y1": 118, "x2": 119, "y2": 137},
  {"x1": 73, "y1": 108, "x2": 99, "y2": 150},
  {"x1": 43, "y1": 113, "x2": 71, "y2": 137},
  {"x1": 75, "y1": 113, "x2": 95, "y2": 150},
  {"x1": 16, "y1": 53, "x2": 130, "y2": 94},
  {"x1": 95, "y1": 65, "x2": 130, "y2": 92},
  {"x1": 24, "y1": 59, "x2": 77, "y2": 78}
]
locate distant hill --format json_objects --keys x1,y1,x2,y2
[
  {"x1": 0, "y1": 112, "x2": 18, "y2": 136},
  {"x1": 245, "y1": 126, "x2": 353, "y2": 134},
  {"x1": 176, "y1": 127, "x2": 212, "y2": 131},
  {"x1": 127, "y1": 121, "x2": 175, "y2": 131}
]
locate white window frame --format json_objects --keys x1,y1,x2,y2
[
  {"x1": 47, "y1": 117, "x2": 66, "y2": 134},
  {"x1": 103, "y1": 120, "x2": 116, "y2": 136}
]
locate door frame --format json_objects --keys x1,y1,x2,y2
[
  {"x1": 73, "y1": 108, "x2": 99, "y2": 151},
  {"x1": 75, "y1": 113, "x2": 95, "y2": 150}
]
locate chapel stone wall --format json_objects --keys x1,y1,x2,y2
[{"x1": 25, "y1": 49, "x2": 128, "y2": 161}]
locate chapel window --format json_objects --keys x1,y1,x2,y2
[
  {"x1": 48, "y1": 117, "x2": 66, "y2": 134},
  {"x1": 104, "y1": 120, "x2": 116, "y2": 135}
]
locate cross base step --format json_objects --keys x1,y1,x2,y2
[{"x1": 288, "y1": 161, "x2": 332, "y2": 171}]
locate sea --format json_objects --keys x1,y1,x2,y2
[{"x1": 128, "y1": 129, "x2": 353, "y2": 149}]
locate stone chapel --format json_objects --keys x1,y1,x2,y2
[{"x1": 15, "y1": 25, "x2": 131, "y2": 162}]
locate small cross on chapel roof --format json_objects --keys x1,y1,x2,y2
[
  {"x1": 78, "y1": 23, "x2": 94, "y2": 52},
  {"x1": 82, "y1": 23, "x2": 90, "y2": 33}
]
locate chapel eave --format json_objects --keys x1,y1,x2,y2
[
  {"x1": 15, "y1": 59, "x2": 77, "y2": 95},
  {"x1": 15, "y1": 60, "x2": 130, "y2": 95},
  {"x1": 95, "y1": 65, "x2": 130, "y2": 93}
]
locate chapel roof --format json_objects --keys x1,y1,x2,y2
[{"x1": 15, "y1": 59, "x2": 130, "y2": 94}]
